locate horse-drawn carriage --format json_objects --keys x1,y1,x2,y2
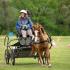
[
  {"x1": 4, "y1": 32, "x2": 35, "y2": 65},
  {"x1": 4, "y1": 24, "x2": 52, "y2": 67}
]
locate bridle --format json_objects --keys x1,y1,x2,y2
[
  {"x1": 33, "y1": 24, "x2": 52, "y2": 49},
  {"x1": 34, "y1": 29, "x2": 49, "y2": 44}
]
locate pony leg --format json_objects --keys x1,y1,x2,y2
[
  {"x1": 37, "y1": 50, "x2": 43, "y2": 65},
  {"x1": 42, "y1": 52, "x2": 46, "y2": 64},
  {"x1": 45, "y1": 49, "x2": 51, "y2": 67},
  {"x1": 38, "y1": 51, "x2": 43, "y2": 64},
  {"x1": 38, "y1": 57, "x2": 40, "y2": 64},
  {"x1": 31, "y1": 45, "x2": 35, "y2": 55}
]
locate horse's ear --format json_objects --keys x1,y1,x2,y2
[
  {"x1": 40, "y1": 24, "x2": 43, "y2": 28},
  {"x1": 32, "y1": 25, "x2": 35, "y2": 30},
  {"x1": 39, "y1": 24, "x2": 43, "y2": 29},
  {"x1": 40, "y1": 25, "x2": 46, "y2": 34}
]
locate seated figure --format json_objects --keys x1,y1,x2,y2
[{"x1": 16, "y1": 9, "x2": 34, "y2": 40}]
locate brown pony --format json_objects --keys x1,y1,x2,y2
[{"x1": 32, "y1": 23, "x2": 52, "y2": 67}]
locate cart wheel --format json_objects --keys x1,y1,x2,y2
[
  {"x1": 11, "y1": 50, "x2": 15, "y2": 65},
  {"x1": 5, "y1": 49, "x2": 10, "y2": 64}
]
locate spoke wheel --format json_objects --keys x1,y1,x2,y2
[{"x1": 5, "y1": 49, "x2": 10, "y2": 64}]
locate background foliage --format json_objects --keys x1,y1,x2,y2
[{"x1": 0, "y1": 0, "x2": 70, "y2": 35}]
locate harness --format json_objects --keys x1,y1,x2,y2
[
  {"x1": 34, "y1": 39, "x2": 49, "y2": 44},
  {"x1": 33, "y1": 31, "x2": 52, "y2": 49}
]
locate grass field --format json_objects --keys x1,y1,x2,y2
[{"x1": 0, "y1": 36, "x2": 70, "y2": 70}]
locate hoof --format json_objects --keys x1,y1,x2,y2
[{"x1": 48, "y1": 64, "x2": 52, "y2": 68}]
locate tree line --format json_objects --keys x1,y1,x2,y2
[{"x1": 0, "y1": 0, "x2": 70, "y2": 35}]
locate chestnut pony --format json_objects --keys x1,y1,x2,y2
[{"x1": 32, "y1": 23, "x2": 52, "y2": 67}]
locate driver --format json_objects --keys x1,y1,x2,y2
[{"x1": 16, "y1": 9, "x2": 34, "y2": 40}]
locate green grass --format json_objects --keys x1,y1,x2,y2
[{"x1": 0, "y1": 36, "x2": 70, "y2": 70}]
